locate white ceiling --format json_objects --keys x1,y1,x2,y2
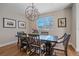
[{"x1": 0, "y1": 3, "x2": 72, "y2": 15}]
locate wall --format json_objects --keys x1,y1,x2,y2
[
  {"x1": 71, "y1": 4, "x2": 76, "y2": 49},
  {"x1": 75, "y1": 3, "x2": 79, "y2": 51},
  {"x1": 0, "y1": 4, "x2": 29, "y2": 47},
  {"x1": 71, "y1": 3, "x2": 79, "y2": 52}
]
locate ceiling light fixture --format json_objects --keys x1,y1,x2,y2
[{"x1": 25, "y1": 3, "x2": 40, "y2": 21}]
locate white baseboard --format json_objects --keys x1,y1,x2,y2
[
  {"x1": 0, "y1": 40, "x2": 17, "y2": 47},
  {"x1": 69, "y1": 42, "x2": 76, "y2": 50},
  {"x1": 67, "y1": 43, "x2": 79, "y2": 52},
  {"x1": 76, "y1": 48, "x2": 79, "y2": 52}
]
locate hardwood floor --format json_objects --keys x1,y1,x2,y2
[{"x1": 0, "y1": 43, "x2": 78, "y2": 56}]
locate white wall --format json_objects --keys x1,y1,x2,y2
[
  {"x1": 71, "y1": 4, "x2": 76, "y2": 49},
  {"x1": 75, "y1": 3, "x2": 79, "y2": 51},
  {"x1": 72, "y1": 3, "x2": 79, "y2": 52},
  {"x1": 0, "y1": 4, "x2": 29, "y2": 47}
]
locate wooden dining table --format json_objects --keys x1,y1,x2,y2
[{"x1": 16, "y1": 34, "x2": 58, "y2": 56}]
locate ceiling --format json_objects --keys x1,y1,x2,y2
[{"x1": 0, "y1": 3, "x2": 72, "y2": 15}]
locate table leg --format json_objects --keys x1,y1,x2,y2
[{"x1": 45, "y1": 42, "x2": 52, "y2": 56}]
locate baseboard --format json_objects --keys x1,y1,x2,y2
[
  {"x1": 75, "y1": 47, "x2": 79, "y2": 52},
  {"x1": 68, "y1": 45, "x2": 76, "y2": 51},
  {"x1": 0, "y1": 40, "x2": 17, "y2": 47}
]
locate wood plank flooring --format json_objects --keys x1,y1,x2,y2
[{"x1": 0, "y1": 43, "x2": 78, "y2": 56}]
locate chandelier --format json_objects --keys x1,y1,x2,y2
[{"x1": 25, "y1": 3, "x2": 40, "y2": 21}]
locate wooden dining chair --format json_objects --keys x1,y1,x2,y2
[
  {"x1": 53, "y1": 34, "x2": 71, "y2": 56},
  {"x1": 28, "y1": 34, "x2": 41, "y2": 55},
  {"x1": 57, "y1": 33, "x2": 67, "y2": 41},
  {"x1": 16, "y1": 32, "x2": 27, "y2": 47},
  {"x1": 40, "y1": 41, "x2": 47, "y2": 56},
  {"x1": 19, "y1": 35, "x2": 29, "y2": 52}
]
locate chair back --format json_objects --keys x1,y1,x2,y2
[
  {"x1": 17, "y1": 31, "x2": 26, "y2": 37},
  {"x1": 41, "y1": 32, "x2": 49, "y2": 35},
  {"x1": 63, "y1": 34, "x2": 71, "y2": 49},
  {"x1": 63, "y1": 33, "x2": 67, "y2": 39},
  {"x1": 32, "y1": 34, "x2": 40, "y2": 40},
  {"x1": 28, "y1": 34, "x2": 40, "y2": 45},
  {"x1": 20, "y1": 35, "x2": 27, "y2": 43}
]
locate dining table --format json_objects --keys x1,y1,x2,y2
[{"x1": 16, "y1": 33, "x2": 58, "y2": 56}]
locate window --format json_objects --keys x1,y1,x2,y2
[{"x1": 36, "y1": 16, "x2": 53, "y2": 29}]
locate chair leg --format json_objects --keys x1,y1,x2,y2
[
  {"x1": 64, "y1": 50, "x2": 68, "y2": 56},
  {"x1": 20, "y1": 46, "x2": 22, "y2": 52},
  {"x1": 19, "y1": 44, "x2": 21, "y2": 51}
]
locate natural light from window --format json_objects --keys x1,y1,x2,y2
[{"x1": 36, "y1": 16, "x2": 53, "y2": 30}]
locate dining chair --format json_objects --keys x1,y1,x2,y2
[
  {"x1": 57, "y1": 33, "x2": 67, "y2": 42},
  {"x1": 40, "y1": 42, "x2": 47, "y2": 56},
  {"x1": 16, "y1": 31, "x2": 27, "y2": 47},
  {"x1": 28, "y1": 34, "x2": 41, "y2": 55},
  {"x1": 19, "y1": 35, "x2": 29, "y2": 52},
  {"x1": 53, "y1": 34, "x2": 71, "y2": 56}
]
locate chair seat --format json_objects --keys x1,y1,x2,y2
[
  {"x1": 22, "y1": 41, "x2": 27, "y2": 44},
  {"x1": 53, "y1": 43, "x2": 64, "y2": 50},
  {"x1": 31, "y1": 44, "x2": 40, "y2": 48}
]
